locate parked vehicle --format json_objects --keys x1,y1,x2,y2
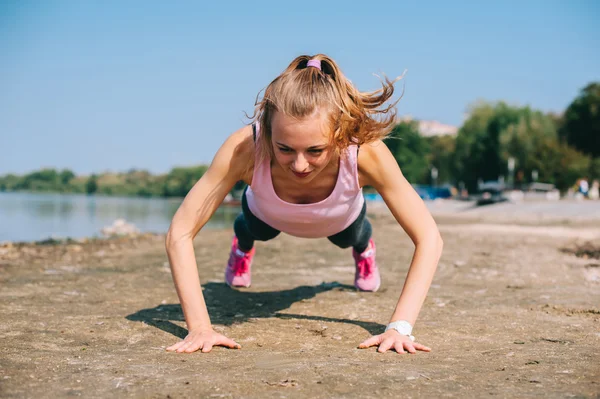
[
  {"x1": 524, "y1": 182, "x2": 560, "y2": 201},
  {"x1": 365, "y1": 185, "x2": 454, "y2": 202},
  {"x1": 413, "y1": 185, "x2": 453, "y2": 200},
  {"x1": 475, "y1": 181, "x2": 508, "y2": 206}
]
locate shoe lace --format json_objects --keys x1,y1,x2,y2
[
  {"x1": 356, "y1": 249, "x2": 374, "y2": 278},
  {"x1": 232, "y1": 250, "x2": 250, "y2": 276}
]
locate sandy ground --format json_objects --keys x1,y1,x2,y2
[{"x1": 1, "y1": 201, "x2": 599, "y2": 398}]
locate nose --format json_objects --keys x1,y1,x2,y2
[{"x1": 292, "y1": 154, "x2": 309, "y2": 172}]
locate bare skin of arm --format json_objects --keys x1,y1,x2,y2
[
  {"x1": 357, "y1": 140, "x2": 444, "y2": 354},
  {"x1": 165, "y1": 125, "x2": 254, "y2": 353}
]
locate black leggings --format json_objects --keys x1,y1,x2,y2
[{"x1": 234, "y1": 190, "x2": 372, "y2": 253}]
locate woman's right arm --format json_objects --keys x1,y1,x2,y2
[{"x1": 165, "y1": 125, "x2": 253, "y2": 353}]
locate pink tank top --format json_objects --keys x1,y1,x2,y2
[{"x1": 245, "y1": 124, "x2": 365, "y2": 238}]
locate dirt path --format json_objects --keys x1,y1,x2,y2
[{"x1": 1, "y1": 212, "x2": 599, "y2": 398}]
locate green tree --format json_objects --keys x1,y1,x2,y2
[
  {"x1": 163, "y1": 165, "x2": 209, "y2": 197},
  {"x1": 559, "y1": 83, "x2": 600, "y2": 158},
  {"x1": 59, "y1": 169, "x2": 76, "y2": 187},
  {"x1": 426, "y1": 135, "x2": 456, "y2": 185},
  {"x1": 589, "y1": 157, "x2": 600, "y2": 183},
  {"x1": 0, "y1": 174, "x2": 20, "y2": 191},
  {"x1": 20, "y1": 168, "x2": 60, "y2": 190},
  {"x1": 452, "y1": 102, "x2": 496, "y2": 190},
  {"x1": 385, "y1": 121, "x2": 430, "y2": 183},
  {"x1": 528, "y1": 138, "x2": 590, "y2": 191},
  {"x1": 453, "y1": 101, "x2": 559, "y2": 191},
  {"x1": 86, "y1": 174, "x2": 98, "y2": 194},
  {"x1": 500, "y1": 108, "x2": 558, "y2": 187}
]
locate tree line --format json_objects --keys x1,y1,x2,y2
[
  {"x1": 0, "y1": 166, "x2": 211, "y2": 198},
  {"x1": 1, "y1": 83, "x2": 598, "y2": 196},
  {"x1": 387, "y1": 82, "x2": 599, "y2": 192}
]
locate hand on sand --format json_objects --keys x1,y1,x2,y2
[
  {"x1": 358, "y1": 329, "x2": 431, "y2": 354},
  {"x1": 166, "y1": 328, "x2": 241, "y2": 353}
]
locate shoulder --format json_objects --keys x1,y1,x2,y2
[
  {"x1": 357, "y1": 139, "x2": 400, "y2": 189},
  {"x1": 227, "y1": 124, "x2": 255, "y2": 160},
  {"x1": 211, "y1": 124, "x2": 255, "y2": 184}
]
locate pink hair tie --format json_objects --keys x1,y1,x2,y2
[{"x1": 306, "y1": 59, "x2": 321, "y2": 71}]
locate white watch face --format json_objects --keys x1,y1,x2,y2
[
  {"x1": 393, "y1": 326, "x2": 411, "y2": 335},
  {"x1": 387, "y1": 321, "x2": 412, "y2": 335}
]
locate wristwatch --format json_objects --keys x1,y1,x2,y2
[{"x1": 385, "y1": 320, "x2": 415, "y2": 341}]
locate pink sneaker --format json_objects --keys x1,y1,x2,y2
[
  {"x1": 352, "y1": 239, "x2": 380, "y2": 292},
  {"x1": 225, "y1": 237, "x2": 255, "y2": 288}
]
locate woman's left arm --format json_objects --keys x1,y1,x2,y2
[{"x1": 357, "y1": 140, "x2": 443, "y2": 354}]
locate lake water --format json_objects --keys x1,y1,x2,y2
[{"x1": 0, "y1": 192, "x2": 241, "y2": 242}]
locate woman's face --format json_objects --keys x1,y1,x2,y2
[{"x1": 270, "y1": 110, "x2": 334, "y2": 183}]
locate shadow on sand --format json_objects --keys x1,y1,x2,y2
[{"x1": 126, "y1": 282, "x2": 384, "y2": 338}]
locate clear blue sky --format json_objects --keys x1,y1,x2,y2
[{"x1": 1, "y1": 0, "x2": 599, "y2": 175}]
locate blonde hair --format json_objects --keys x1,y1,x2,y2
[{"x1": 248, "y1": 54, "x2": 404, "y2": 164}]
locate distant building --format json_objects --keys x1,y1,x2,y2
[{"x1": 398, "y1": 116, "x2": 458, "y2": 137}]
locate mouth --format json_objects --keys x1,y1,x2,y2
[{"x1": 292, "y1": 170, "x2": 312, "y2": 179}]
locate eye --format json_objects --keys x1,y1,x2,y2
[
  {"x1": 278, "y1": 147, "x2": 292, "y2": 153},
  {"x1": 308, "y1": 149, "x2": 324, "y2": 155}
]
